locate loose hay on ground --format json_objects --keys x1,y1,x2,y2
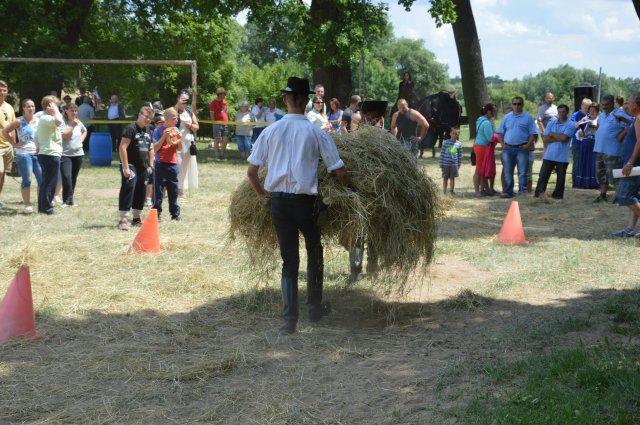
[{"x1": 228, "y1": 126, "x2": 444, "y2": 292}]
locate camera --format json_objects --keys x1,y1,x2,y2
[{"x1": 183, "y1": 98, "x2": 192, "y2": 105}]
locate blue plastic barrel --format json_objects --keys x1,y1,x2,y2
[{"x1": 89, "y1": 132, "x2": 112, "y2": 166}]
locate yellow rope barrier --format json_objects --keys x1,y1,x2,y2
[{"x1": 85, "y1": 119, "x2": 274, "y2": 126}]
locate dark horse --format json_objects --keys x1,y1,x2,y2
[{"x1": 416, "y1": 91, "x2": 462, "y2": 158}]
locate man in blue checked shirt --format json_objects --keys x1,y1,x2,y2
[
  {"x1": 534, "y1": 105, "x2": 576, "y2": 200},
  {"x1": 496, "y1": 96, "x2": 538, "y2": 198}
]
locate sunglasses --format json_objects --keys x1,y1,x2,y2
[
  {"x1": 314, "y1": 101, "x2": 323, "y2": 104},
  {"x1": 512, "y1": 102, "x2": 523, "y2": 106}
]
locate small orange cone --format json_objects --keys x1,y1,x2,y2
[
  {"x1": 0, "y1": 266, "x2": 39, "y2": 343},
  {"x1": 129, "y1": 208, "x2": 161, "y2": 254},
  {"x1": 497, "y1": 201, "x2": 527, "y2": 245}
]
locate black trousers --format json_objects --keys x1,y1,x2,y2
[
  {"x1": 118, "y1": 164, "x2": 148, "y2": 213},
  {"x1": 271, "y1": 194, "x2": 323, "y2": 323},
  {"x1": 60, "y1": 155, "x2": 83, "y2": 205},
  {"x1": 37, "y1": 154, "x2": 60, "y2": 214},
  {"x1": 535, "y1": 159, "x2": 568, "y2": 199},
  {"x1": 109, "y1": 121, "x2": 122, "y2": 152}
]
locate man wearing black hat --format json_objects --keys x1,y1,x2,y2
[
  {"x1": 247, "y1": 77, "x2": 349, "y2": 334},
  {"x1": 360, "y1": 100, "x2": 388, "y2": 128}
]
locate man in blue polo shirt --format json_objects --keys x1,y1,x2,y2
[
  {"x1": 497, "y1": 96, "x2": 538, "y2": 198},
  {"x1": 593, "y1": 94, "x2": 630, "y2": 203},
  {"x1": 611, "y1": 93, "x2": 640, "y2": 237},
  {"x1": 534, "y1": 105, "x2": 575, "y2": 200}
]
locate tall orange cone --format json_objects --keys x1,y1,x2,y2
[
  {"x1": 497, "y1": 201, "x2": 527, "y2": 245},
  {"x1": 0, "y1": 266, "x2": 38, "y2": 343},
  {"x1": 129, "y1": 208, "x2": 161, "y2": 254}
]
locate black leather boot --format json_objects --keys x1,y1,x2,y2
[
  {"x1": 280, "y1": 277, "x2": 298, "y2": 334},
  {"x1": 307, "y1": 260, "x2": 331, "y2": 322}
]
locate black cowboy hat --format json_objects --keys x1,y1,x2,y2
[
  {"x1": 360, "y1": 100, "x2": 388, "y2": 115},
  {"x1": 281, "y1": 77, "x2": 315, "y2": 95}
]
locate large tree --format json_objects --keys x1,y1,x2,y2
[
  {"x1": 243, "y1": 0, "x2": 389, "y2": 104},
  {"x1": 399, "y1": 0, "x2": 487, "y2": 137},
  {"x1": 0, "y1": 0, "x2": 93, "y2": 102},
  {"x1": 0, "y1": 0, "x2": 240, "y2": 115},
  {"x1": 450, "y1": 0, "x2": 488, "y2": 137}
]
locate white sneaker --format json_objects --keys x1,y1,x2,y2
[
  {"x1": 52, "y1": 196, "x2": 62, "y2": 206},
  {"x1": 60, "y1": 203, "x2": 69, "y2": 209},
  {"x1": 0, "y1": 200, "x2": 6, "y2": 207},
  {"x1": 24, "y1": 205, "x2": 33, "y2": 213},
  {"x1": 144, "y1": 198, "x2": 153, "y2": 207}
]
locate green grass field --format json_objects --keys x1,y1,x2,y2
[{"x1": 1, "y1": 134, "x2": 639, "y2": 424}]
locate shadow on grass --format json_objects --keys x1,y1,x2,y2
[{"x1": 1, "y1": 285, "x2": 639, "y2": 423}]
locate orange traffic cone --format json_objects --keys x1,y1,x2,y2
[
  {"x1": 0, "y1": 266, "x2": 39, "y2": 343},
  {"x1": 129, "y1": 208, "x2": 161, "y2": 254},
  {"x1": 497, "y1": 201, "x2": 527, "y2": 245}
]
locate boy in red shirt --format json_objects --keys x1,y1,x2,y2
[
  {"x1": 152, "y1": 107, "x2": 182, "y2": 220},
  {"x1": 209, "y1": 87, "x2": 229, "y2": 159}
]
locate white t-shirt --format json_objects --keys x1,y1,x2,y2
[
  {"x1": 307, "y1": 109, "x2": 328, "y2": 129},
  {"x1": 251, "y1": 105, "x2": 267, "y2": 127},
  {"x1": 235, "y1": 111, "x2": 256, "y2": 136},
  {"x1": 60, "y1": 120, "x2": 86, "y2": 157},
  {"x1": 265, "y1": 107, "x2": 284, "y2": 123}
]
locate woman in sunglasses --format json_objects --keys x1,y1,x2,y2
[{"x1": 306, "y1": 96, "x2": 330, "y2": 131}]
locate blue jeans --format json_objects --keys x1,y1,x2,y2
[
  {"x1": 15, "y1": 153, "x2": 42, "y2": 189},
  {"x1": 37, "y1": 154, "x2": 60, "y2": 214},
  {"x1": 153, "y1": 162, "x2": 180, "y2": 219},
  {"x1": 236, "y1": 135, "x2": 252, "y2": 153},
  {"x1": 502, "y1": 144, "x2": 529, "y2": 195}
]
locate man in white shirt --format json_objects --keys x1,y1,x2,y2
[
  {"x1": 247, "y1": 77, "x2": 349, "y2": 334},
  {"x1": 107, "y1": 94, "x2": 126, "y2": 152},
  {"x1": 251, "y1": 98, "x2": 266, "y2": 144},
  {"x1": 537, "y1": 92, "x2": 558, "y2": 134},
  {"x1": 305, "y1": 84, "x2": 326, "y2": 115}
]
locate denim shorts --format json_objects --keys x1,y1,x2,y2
[
  {"x1": 615, "y1": 175, "x2": 640, "y2": 206},
  {"x1": 236, "y1": 135, "x2": 252, "y2": 153}
]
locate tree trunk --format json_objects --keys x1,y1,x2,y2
[
  {"x1": 313, "y1": 65, "x2": 353, "y2": 106},
  {"x1": 308, "y1": 0, "x2": 353, "y2": 104},
  {"x1": 451, "y1": 0, "x2": 488, "y2": 138},
  {"x1": 633, "y1": 0, "x2": 640, "y2": 21}
]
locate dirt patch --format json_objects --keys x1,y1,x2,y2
[{"x1": 182, "y1": 255, "x2": 618, "y2": 424}]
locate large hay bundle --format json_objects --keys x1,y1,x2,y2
[{"x1": 228, "y1": 126, "x2": 443, "y2": 286}]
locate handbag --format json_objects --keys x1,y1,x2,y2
[
  {"x1": 189, "y1": 140, "x2": 198, "y2": 156},
  {"x1": 7, "y1": 158, "x2": 20, "y2": 177},
  {"x1": 470, "y1": 148, "x2": 476, "y2": 166}
]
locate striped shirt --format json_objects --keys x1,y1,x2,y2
[{"x1": 439, "y1": 139, "x2": 462, "y2": 167}]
